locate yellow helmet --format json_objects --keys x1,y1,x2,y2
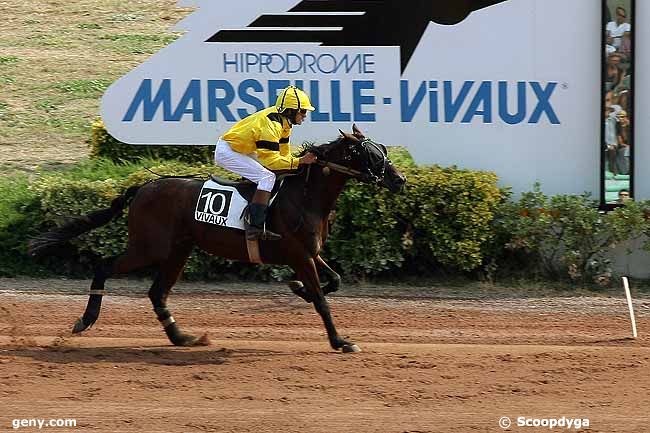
[{"x1": 275, "y1": 86, "x2": 315, "y2": 113}]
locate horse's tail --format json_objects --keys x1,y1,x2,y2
[{"x1": 27, "y1": 185, "x2": 142, "y2": 257}]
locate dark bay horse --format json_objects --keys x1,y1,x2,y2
[{"x1": 28, "y1": 125, "x2": 406, "y2": 353}]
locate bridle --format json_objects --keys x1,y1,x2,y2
[
  {"x1": 315, "y1": 138, "x2": 391, "y2": 185},
  {"x1": 293, "y1": 137, "x2": 393, "y2": 233}
]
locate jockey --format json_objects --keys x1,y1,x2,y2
[{"x1": 214, "y1": 85, "x2": 318, "y2": 241}]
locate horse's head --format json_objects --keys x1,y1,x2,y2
[{"x1": 314, "y1": 125, "x2": 406, "y2": 193}]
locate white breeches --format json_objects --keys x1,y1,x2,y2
[{"x1": 214, "y1": 138, "x2": 276, "y2": 192}]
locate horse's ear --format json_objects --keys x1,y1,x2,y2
[
  {"x1": 339, "y1": 131, "x2": 360, "y2": 144},
  {"x1": 352, "y1": 123, "x2": 365, "y2": 138}
]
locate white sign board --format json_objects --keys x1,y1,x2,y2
[{"x1": 102, "y1": 0, "x2": 604, "y2": 196}]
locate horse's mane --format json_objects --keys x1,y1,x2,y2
[{"x1": 294, "y1": 137, "x2": 342, "y2": 158}]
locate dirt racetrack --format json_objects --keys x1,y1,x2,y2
[{"x1": 1, "y1": 279, "x2": 649, "y2": 433}]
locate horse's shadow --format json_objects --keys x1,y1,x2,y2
[{"x1": 5, "y1": 344, "x2": 292, "y2": 366}]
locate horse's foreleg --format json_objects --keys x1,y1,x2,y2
[
  {"x1": 292, "y1": 258, "x2": 360, "y2": 353},
  {"x1": 288, "y1": 255, "x2": 341, "y2": 301},
  {"x1": 149, "y1": 245, "x2": 207, "y2": 347},
  {"x1": 315, "y1": 255, "x2": 341, "y2": 295}
]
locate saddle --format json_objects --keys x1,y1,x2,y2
[{"x1": 209, "y1": 171, "x2": 300, "y2": 203}]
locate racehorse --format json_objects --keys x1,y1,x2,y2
[{"x1": 28, "y1": 125, "x2": 406, "y2": 353}]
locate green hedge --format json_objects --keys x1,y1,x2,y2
[
  {"x1": 0, "y1": 158, "x2": 504, "y2": 280},
  {"x1": 4, "y1": 157, "x2": 647, "y2": 284},
  {"x1": 90, "y1": 119, "x2": 214, "y2": 163}
]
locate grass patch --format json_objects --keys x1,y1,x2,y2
[
  {"x1": 0, "y1": 102, "x2": 9, "y2": 120},
  {"x1": 1, "y1": 1, "x2": 193, "y2": 168},
  {"x1": 55, "y1": 79, "x2": 113, "y2": 98},
  {"x1": 43, "y1": 116, "x2": 93, "y2": 135},
  {"x1": 77, "y1": 23, "x2": 102, "y2": 30},
  {"x1": 35, "y1": 98, "x2": 65, "y2": 113},
  {"x1": 107, "y1": 13, "x2": 140, "y2": 22},
  {"x1": 99, "y1": 33, "x2": 178, "y2": 54},
  {"x1": 43, "y1": 157, "x2": 158, "y2": 182},
  {"x1": 0, "y1": 174, "x2": 36, "y2": 230},
  {"x1": 0, "y1": 56, "x2": 20, "y2": 66}
]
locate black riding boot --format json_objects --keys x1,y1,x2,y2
[{"x1": 245, "y1": 203, "x2": 282, "y2": 241}]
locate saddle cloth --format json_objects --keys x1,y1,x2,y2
[
  {"x1": 194, "y1": 179, "x2": 248, "y2": 230},
  {"x1": 194, "y1": 175, "x2": 287, "y2": 230}
]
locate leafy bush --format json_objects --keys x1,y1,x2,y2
[
  {"x1": 89, "y1": 119, "x2": 214, "y2": 163},
  {"x1": 9, "y1": 156, "x2": 645, "y2": 285},
  {"x1": 491, "y1": 183, "x2": 647, "y2": 284},
  {"x1": 0, "y1": 175, "x2": 44, "y2": 276},
  {"x1": 326, "y1": 165, "x2": 503, "y2": 278},
  {"x1": 1, "y1": 156, "x2": 506, "y2": 280}
]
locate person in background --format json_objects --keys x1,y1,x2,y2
[
  {"x1": 616, "y1": 109, "x2": 631, "y2": 175},
  {"x1": 606, "y1": 6, "x2": 631, "y2": 51},
  {"x1": 617, "y1": 189, "x2": 631, "y2": 204}
]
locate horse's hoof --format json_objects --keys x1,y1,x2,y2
[
  {"x1": 289, "y1": 282, "x2": 313, "y2": 303},
  {"x1": 342, "y1": 344, "x2": 361, "y2": 353},
  {"x1": 287, "y1": 280, "x2": 304, "y2": 291},
  {"x1": 175, "y1": 333, "x2": 210, "y2": 347},
  {"x1": 195, "y1": 333, "x2": 211, "y2": 346},
  {"x1": 71, "y1": 317, "x2": 89, "y2": 334}
]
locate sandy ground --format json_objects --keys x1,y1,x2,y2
[{"x1": 1, "y1": 279, "x2": 650, "y2": 433}]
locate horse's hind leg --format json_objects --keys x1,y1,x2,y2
[
  {"x1": 72, "y1": 249, "x2": 156, "y2": 334},
  {"x1": 148, "y1": 245, "x2": 206, "y2": 347}
]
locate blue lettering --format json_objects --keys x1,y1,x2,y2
[
  {"x1": 444, "y1": 81, "x2": 473, "y2": 123},
  {"x1": 331, "y1": 81, "x2": 351, "y2": 122},
  {"x1": 237, "y1": 79, "x2": 264, "y2": 119},
  {"x1": 499, "y1": 81, "x2": 527, "y2": 124},
  {"x1": 529, "y1": 82, "x2": 560, "y2": 124},
  {"x1": 400, "y1": 80, "x2": 427, "y2": 122},
  {"x1": 245, "y1": 53, "x2": 258, "y2": 72},
  {"x1": 310, "y1": 80, "x2": 330, "y2": 122},
  {"x1": 304, "y1": 54, "x2": 317, "y2": 73},
  {"x1": 123, "y1": 79, "x2": 172, "y2": 122},
  {"x1": 267, "y1": 54, "x2": 285, "y2": 74},
  {"x1": 429, "y1": 81, "x2": 438, "y2": 122},
  {"x1": 268, "y1": 80, "x2": 291, "y2": 107},
  {"x1": 169, "y1": 79, "x2": 202, "y2": 122},
  {"x1": 259, "y1": 53, "x2": 272, "y2": 72},
  {"x1": 223, "y1": 53, "x2": 238, "y2": 73},
  {"x1": 353, "y1": 80, "x2": 375, "y2": 122},
  {"x1": 461, "y1": 81, "x2": 492, "y2": 123},
  {"x1": 287, "y1": 53, "x2": 302, "y2": 74},
  {"x1": 318, "y1": 54, "x2": 337, "y2": 74},
  {"x1": 363, "y1": 54, "x2": 375, "y2": 74},
  {"x1": 207, "y1": 80, "x2": 235, "y2": 122}
]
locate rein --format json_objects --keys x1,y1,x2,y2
[
  {"x1": 315, "y1": 160, "x2": 365, "y2": 178},
  {"x1": 289, "y1": 137, "x2": 390, "y2": 232}
]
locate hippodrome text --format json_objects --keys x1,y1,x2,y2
[{"x1": 121, "y1": 51, "x2": 561, "y2": 125}]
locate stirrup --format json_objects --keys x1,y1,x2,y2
[{"x1": 246, "y1": 226, "x2": 282, "y2": 241}]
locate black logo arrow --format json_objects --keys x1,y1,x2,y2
[{"x1": 206, "y1": 0, "x2": 510, "y2": 73}]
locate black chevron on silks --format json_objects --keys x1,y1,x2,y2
[{"x1": 206, "y1": 0, "x2": 510, "y2": 73}]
